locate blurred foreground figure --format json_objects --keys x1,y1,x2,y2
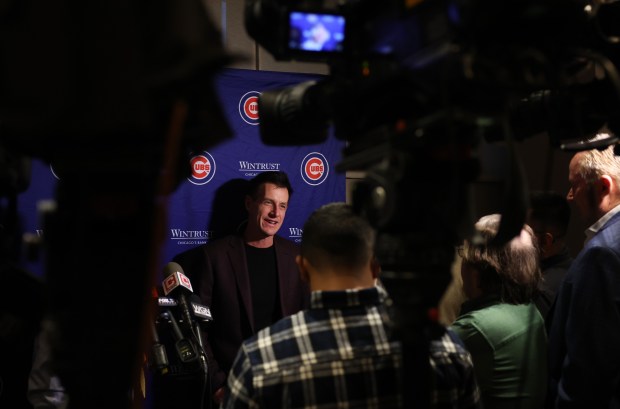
[{"x1": 0, "y1": 1, "x2": 232, "y2": 408}]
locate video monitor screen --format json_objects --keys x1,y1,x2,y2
[{"x1": 288, "y1": 11, "x2": 346, "y2": 54}]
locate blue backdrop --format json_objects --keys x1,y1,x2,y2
[{"x1": 16, "y1": 68, "x2": 346, "y2": 277}]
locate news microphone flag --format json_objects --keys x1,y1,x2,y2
[
  {"x1": 156, "y1": 297, "x2": 213, "y2": 321},
  {"x1": 162, "y1": 270, "x2": 193, "y2": 296},
  {"x1": 192, "y1": 303, "x2": 212, "y2": 321}
]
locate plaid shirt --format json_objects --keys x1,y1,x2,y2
[{"x1": 222, "y1": 287, "x2": 480, "y2": 409}]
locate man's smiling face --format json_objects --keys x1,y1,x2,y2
[{"x1": 245, "y1": 182, "x2": 289, "y2": 239}]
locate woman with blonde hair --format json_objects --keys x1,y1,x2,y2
[{"x1": 451, "y1": 214, "x2": 547, "y2": 409}]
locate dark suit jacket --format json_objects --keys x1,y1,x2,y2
[
  {"x1": 534, "y1": 250, "x2": 573, "y2": 322},
  {"x1": 173, "y1": 234, "x2": 310, "y2": 392},
  {"x1": 548, "y1": 211, "x2": 620, "y2": 409}
]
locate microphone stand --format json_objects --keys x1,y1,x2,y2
[{"x1": 191, "y1": 321, "x2": 210, "y2": 409}]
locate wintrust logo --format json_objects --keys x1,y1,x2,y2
[
  {"x1": 188, "y1": 151, "x2": 216, "y2": 185},
  {"x1": 300, "y1": 152, "x2": 329, "y2": 186},
  {"x1": 238, "y1": 161, "x2": 281, "y2": 177},
  {"x1": 288, "y1": 227, "x2": 303, "y2": 243},
  {"x1": 170, "y1": 229, "x2": 214, "y2": 246},
  {"x1": 239, "y1": 91, "x2": 261, "y2": 125}
]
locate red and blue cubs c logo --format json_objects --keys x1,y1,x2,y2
[
  {"x1": 301, "y1": 152, "x2": 329, "y2": 186},
  {"x1": 239, "y1": 91, "x2": 261, "y2": 125},
  {"x1": 188, "y1": 151, "x2": 216, "y2": 185}
]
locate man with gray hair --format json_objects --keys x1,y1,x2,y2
[{"x1": 548, "y1": 142, "x2": 620, "y2": 408}]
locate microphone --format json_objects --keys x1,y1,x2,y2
[
  {"x1": 162, "y1": 262, "x2": 194, "y2": 329},
  {"x1": 160, "y1": 310, "x2": 198, "y2": 364},
  {"x1": 150, "y1": 321, "x2": 170, "y2": 375},
  {"x1": 161, "y1": 262, "x2": 210, "y2": 375},
  {"x1": 189, "y1": 294, "x2": 213, "y2": 322},
  {"x1": 156, "y1": 295, "x2": 213, "y2": 322},
  {"x1": 157, "y1": 296, "x2": 177, "y2": 307}
]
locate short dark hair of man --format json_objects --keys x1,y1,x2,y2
[
  {"x1": 301, "y1": 202, "x2": 375, "y2": 270},
  {"x1": 529, "y1": 190, "x2": 571, "y2": 238},
  {"x1": 246, "y1": 171, "x2": 293, "y2": 200}
]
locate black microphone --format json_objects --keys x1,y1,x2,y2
[
  {"x1": 162, "y1": 262, "x2": 194, "y2": 330},
  {"x1": 161, "y1": 262, "x2": 209, "y2": 375},
  {"x1": 156, "y1": 294, "x2": 213, "y2": 322},
  {"x1": 150, "y1": 320, "x2": 170, "y2": 375},
  {"x1": 160, "y1": 310, "x2": 198, "y2": 364}
]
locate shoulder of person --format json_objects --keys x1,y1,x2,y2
[
  {"x1": 274, "y1": 235, "x2": 300, "y2": 250},
  {"x1": 203, "y1": 234, "x2": 245, "y2": 251},
  {"x1": 594, "y1": 219, "x2": 620, "y2": 247},
  {"x1": 172, "y1": 243, "x2": 207, "y2": 264},
  {"x1": 172, "y1": 235, "x2": 243, "y2": 263}
]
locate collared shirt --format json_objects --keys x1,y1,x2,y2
[
  {"x1": 585, "y1": 203, "x2": 620, "y2": 244},
  {"x1": 222, "y1": 287, "x2": 480, "y2": 409}
]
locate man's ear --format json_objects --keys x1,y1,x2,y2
[
  {"x1": 370, "y1": 257, "x2": 381, "y2": 280},
  {"x1": 601, "y1": 175, "x2": 613, "y2": 195},
  {"x1": 244, "y1": 195, "x2": 252, "y2": 211},
  {"x1": 542, "y1": 232, "x2": 554, "y2": 253},
  {"x1": 296, "y1": 255, "x2": 310, "y2": 284}
]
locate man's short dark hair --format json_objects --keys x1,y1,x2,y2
[
  {"x1": 301, "y1": 202, "x2": 375, "y2": 269},
  {"x1": 246, "y1": 171, "x2": 293, "y2": 200},
  {"x1": 529, "y1": 191, "x2": 571, "y2": 237}
]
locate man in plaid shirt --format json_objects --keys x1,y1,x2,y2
[{"x1": 221, "y1": 203, "x2": 480, "y2": 408}]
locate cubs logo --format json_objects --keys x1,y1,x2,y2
[
  {"x1": 239, "y1": 91, "x2": 261, "y2": 125},
  {"x1": 188, "y1": 151, "x2": 216, "y2": 185},
  {"x1": 300, "y1": 152, "x2": 329, "y2": 186}
]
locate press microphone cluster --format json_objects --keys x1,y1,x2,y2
[
  {"x1": 149, "y1": 262, "x2": 211, "y2": 378},
  {"x1": 156, "y1": 296, "x2": 213, "y2": 322}
]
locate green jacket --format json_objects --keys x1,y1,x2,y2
[{"x1": 451, "y1": 297, "x2": 547, "y2": 409}]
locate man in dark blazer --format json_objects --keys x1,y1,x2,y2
[
  {"x1": 173, "y1": 171, "x2": 309, "y2": 406},
  {"x1": 548, "y1": 141, "x2": 620, "y2": 408}
]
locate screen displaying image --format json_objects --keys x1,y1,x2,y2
[{"x1": 289, "y1": 11, "x2": 346, "y2": 53}]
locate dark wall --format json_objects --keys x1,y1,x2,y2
[{"x1": 516, "y1": 135, "x2": 584, "y2": 258}]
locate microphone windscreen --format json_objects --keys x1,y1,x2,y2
[{"x1": 163, "y1": 262, "x2": 184, "y2": 278}]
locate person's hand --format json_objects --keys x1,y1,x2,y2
[{"x1": 213, "y1": 387, "x2": 225, "y2": 405}]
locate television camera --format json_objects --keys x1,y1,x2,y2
[
  {"x1": 244, "y1": 0, "x2": 620, "y2": 406},
  {"x1": 244, "y1": 0, "x2": 620, "y2": 286}
]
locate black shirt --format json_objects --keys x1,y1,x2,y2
[
  {"x1": 245, "y1": 244, "x2": 282, "y2": 332},
  {"x1": 534, "y1": 248, "x2": 573, "y2": 322}
]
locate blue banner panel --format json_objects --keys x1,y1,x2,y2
[
  {"x1": 16, "y1": 68, "x2": 346, "y2": 277},
  {"x1": 164, "y1": 68, "x2": 346, "y2": 264}
]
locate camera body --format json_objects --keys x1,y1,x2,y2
[
  {"x1": 244, "y1": 0, "x2": 620, "y2": 316},
  {"x1": 246, "y1": 0, "x2": 620, "y2": 150},
  {"x1": 245, "y1": 0, "x2": 451, "y2": 64}
]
